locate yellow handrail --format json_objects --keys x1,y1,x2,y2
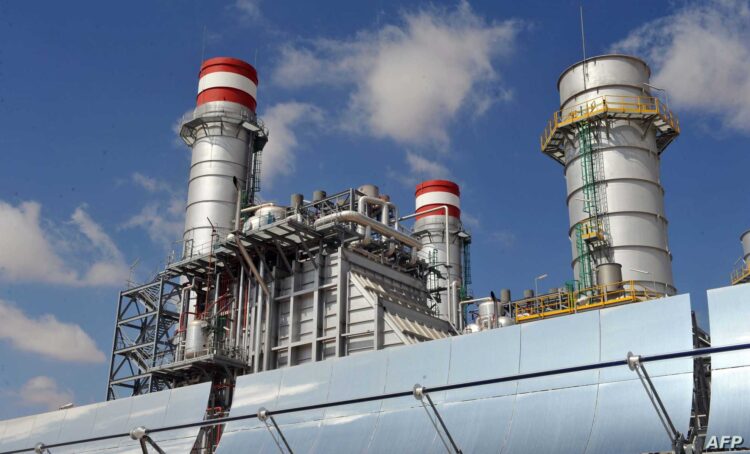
[
  {"x1": 512, "y1": 280, "x2": 664, "y2": 323},
  {"x1": 540, "y1": 95, "x2": 680, "y2": 152},
  {"x1": 731, "y1": 263, "x2": 750, "y2": 285}
]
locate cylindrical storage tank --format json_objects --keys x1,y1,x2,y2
[
  {"x1": 741, "y1": 230, "x2": 750, "y2": 263},
  {"x1": 312, "y1": 190, "x2": 327, "y2": 203},
  {"x1": 181, "y1": 57, "x2": 260, "y2": 257},
  {"x1": 414, "y1": 180, "x2": 463, "y2": 322},
  {"x1": 358, "y1": 184, "x2": 380, "y2": 198},
  {"x1": 523, "y1": 289, "x2": 535, "y2": 299},
  {"x1": 557, "y1": 55, "x2": 675, "y2": 295},
  {"x1": 243, "y1": 205, "x2": 287, "y2": 232},
  {"x1": 596, "y1": 262, "x2": 623, "y2": 293},
  {"x1": 476, "y1": 301, "x2": 496, "y2": 331},
  {"x1": 185, "y1": 320, "x2": 208, "y2": 358},
  {"x1": 290, "y1": 193, "x2": 304, "y2": 211}
]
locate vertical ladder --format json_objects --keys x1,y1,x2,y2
[{"x1": 575, "y1": 120, "x2": 600, "y2": 290}]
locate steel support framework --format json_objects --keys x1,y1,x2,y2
[{"x1": 106, "y1": 276, "x2": 182, "y2": 400}]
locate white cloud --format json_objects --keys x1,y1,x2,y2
[
  {"x1": 388, "y1": 151, "x2": 452, "y2": 186},
  {"x1": 0, "y1": 299, "x2": 106, "y2": 363},
  {"x1": 122, "y1": 173, "x2": 185, "y2": 248},
  {"x1": 234, "y1": 0, "x2": 262, "y2": 21},
  {"x1": 18, "y1": 376, "x2": 74, "y2": 410},
  {"x1": 260, "y1": 102, "x2": 323, "y2": 187},
  {"x1": 273, "y1": 2, "x2": 519, "y2": 147},
  {"x1": 0, "y1": 201, "x2": 128, "y2": 286},
  {"x1": 489, "y1": 229, "x2": 517, "y2": 250},
  {"x1": 612, "y1": 0, "x2": 750, "y2": 132}
]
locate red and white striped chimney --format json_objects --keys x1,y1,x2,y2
[
  {"x1": 414, "y1": 180, "x2": 463, "y2": 323},
  {"x1": 197, "y1": 57, "x2": 258, "y2": 112}
]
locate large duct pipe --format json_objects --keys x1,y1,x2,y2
[
  {"x1": 358, "y1": 196, "x2": 398, "y2": 228},
  {"x1": 313, "y1": 211, "x2": 421, "y2": 250},
  {"x1": 596, "y1": 262, "x2": 623, "y2": 293}
]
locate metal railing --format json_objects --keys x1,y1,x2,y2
[
  {"x1": 731, "y1": 263, "x2": 750, "y2": 285},
  {"x1": 512, "y1": 280, "x2": 663, "y2": 323},
  {"x1": 540, "y1": 95, "x2": 680, "y2": 151}
]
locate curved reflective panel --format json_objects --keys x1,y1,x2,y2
[
  {"x1": 446, "y1": 325, "x2": 520, "y2": 402},
  {"x1": 223, "y1": 369, "x2": 284, "y2": 432},
  {"x1": 26, "y1": 410, "x2": 66, "y2": 450},
  {"x1": 705, "y1": 367, "x2": 750, "y2": 444},
  {"x1": 54, "y1": 402, "x2": 102, "y2": 453},
  {"x1": 708, "y1": 284, "x2": 750, "y2": 369},
  {"x1": 88, "y1": 395, "x2": 133, "y2": 451},
  {"x1": 273, "y1": 420, "x2": 322, "y2": 453},
  {"x1": 314, "y1": 413, "x2": 379, "y2": 454},
  {"x1": 149, "y1": 382, "x2": 211, "y2": 449},
  {"x1": 325, "y1": 351, "x2": 388, "y2": 418},
  {"x1": 585, "y1": 373, "x2": 693, "y2": 454},
  {"x1": 502, "y1": 385, "x2": 598, "y2": 453},
  {"x1": 116, "y1": 389, "x2": 171, "y2": 451},
  {"x1": 517, "y1": 311, "x2": 600, "y2": 393},
  {"x1": 214, "y1": 428, "x2": 268, "y2": 454},
  {"x1": 431, "y1": 395, "x2": 515, "y2": 453},
  {"x1": 274, "y1": 360, "x2": 333, "y2": 425},
  {"x1": 0, "y1": 415, "x2": 35, "y2": 452},
  {"x1": 381, "y1": 337, "x2": 451, "y2": 411},
  {"x1": 599, "y1": 294, "x2": 693, "y2": 383},
  {"x1": 367, "y1": 407, "x2": 438, "y2": 452}
]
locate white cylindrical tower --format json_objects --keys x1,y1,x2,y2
[
  {"x1": 180, "y1": 57, "x2": 266, "y2": 257},
  {"x1": 542, "y1": 54, "x2": 680, "y2": 295},
  {"x1": 742, "y1": 230, "x2": 750, "y2": 264},
  {"x1": 414, "y1": 180, "x2": 463, "y2": 322}
]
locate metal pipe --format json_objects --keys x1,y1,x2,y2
[
  {"x1": 357, "y1": 196, "x2": 399, "y2": 228},
  {"x1": 235, "y1": 237, "x2": 270, "y2": 297},
  {"x1": 240, "y1": 202, "x2": 277, "y2": 215},
  {"x1": 314, "y1": 211, "x2": 421, "y2": 249}
]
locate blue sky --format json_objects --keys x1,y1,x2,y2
[{"x1": 1, "y1": 0, "x2": 749, "y2": 418}]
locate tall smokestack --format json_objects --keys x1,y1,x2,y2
[
  {"x1": 179, "y1": 57, "x2": 267, "y2": 257},
  {"x1": 414, "y1": 180, "x2": 463, "y2": 323}
]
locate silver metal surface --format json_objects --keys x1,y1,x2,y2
[
  {"x1": 706, "y1": 284, "x2": 750, "y2": 443},
  {"x1": 596, "y1": 262, "x2": 622, "y2": 292},
  {"x1": 222, "y1": 369, "x2": 284, "y2": 433},
  {"x1": 742, "y1": 230, "x2": 750, "y2": 263},
  {"x1": 26, "y1": 411, "x2": 66, "y2": 451},
  {"x1": 315, "y1": 413, "x2": 380, "y2": 454},
  {"x1": 367, "y1": 407, "x2": 439, "y2": 453},
  {"x1": 708, "y1": 284, "x2": 750, "y2": 369},
  {"x1": 324, "y1": 350, "x2": 388, "y2": 418},
  {"x1": 705, "y1": 367, "x2": 750, "y2": 444},
  {"x1": 0, "y1": 415, "x2": 35, "y2": 452},
  {"x1": 446, "y1": 325, "x2": 520, "y2": 402},
  {"x1": 584, "y1": 373, "x2": 693, "y2": 454},
  {"x1": 414, "y1": 215, "x2": 462, "y2": 321},
  {"x1": 599, "y1": 294, "x2": 693, "y2": 382},
  {"x1": 54, "y1": 403, "x2": 102, "y2": 452},
  {"x1": 517, "y1": 310, "x2": 600, "y2": 393},
  {"x1": 503, "y1": 385, "x2": 598, "y2": 454},
  {"x1": 432, "y1": 396, "x2": 515, "y2": 453},
  {"x1": 558, "y1": 55, "x2": 675, "y2": 294},
  {"x1": 274, "y1": 360, "x2": 333, "y2": 425},
  {"x1": 149, "y1": 382, "x2": 211, "y2": 447},
  {"x1": 381, "y1": 337, "x2": 451, "y2": 411}
]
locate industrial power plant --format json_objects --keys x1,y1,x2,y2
[{"x1": 1, "y1": 51, "x2": 750, "y2": 454}]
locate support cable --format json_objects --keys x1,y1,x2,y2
[
  {"x1": 11, "y1": 341, "x2": 750, "y2": 454},
  {"x1": 258, "y1": 407, "x2": 294, "y2": 454},
  {"x1": 413, "y1": 385, "x2": 462, "y2": 454}
]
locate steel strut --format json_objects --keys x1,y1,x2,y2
[
  {"x1": 413, "y1": 384, "x2": 463, "y2": 454},
  {"x1": 258, "y1": 407, "x2": 294, "y2": 454},
  {"x1": 627, "y1": 352, "x2": 687, "y2": 453}
]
